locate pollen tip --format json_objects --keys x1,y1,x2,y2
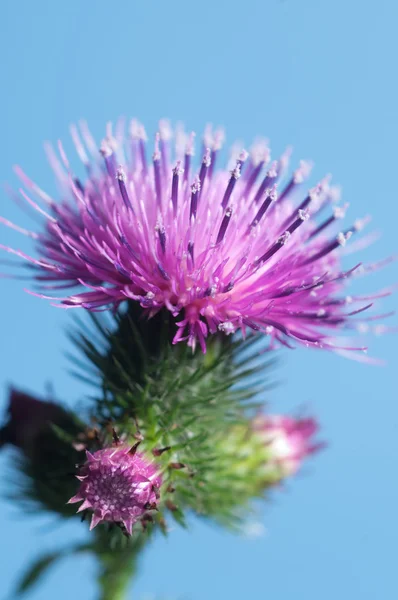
[
  {"x1": 202, "y1": 148, "x2": 212, "y2": 166},
  {"x1": 186, "y1": 132, "x2": 196, "y2": 156},
  {"x1": 231, "y1": 164, "x2": 241, "y2": 179},
  {"x1": 218, "y1": 321, "x2": 235, "y2": 335},
  {"x1": 294, "y1": 160, "x2": 313, "y2": 183},
  {"x1": 116, "y1": 166, "x2": 126, "y2": 181},
  {"x1": 333, "y1": 203, "x2": 349, "y2": 219},
  {"x1": 354, "y1": 215, "x2": 372, "y2": 231},
  {"x1": 298, "y1": 209, "x2": 310, "y2": 221},
  {"x1": 278, "y1": 231, "x2": 291, "y2": 245},
  {"x1": 100, "y1": 138, "x2": 113, "y2": 157},
  {"x1": 267, "y1": 161, "x2": 278, "y2": 178},
  {"x1": 191, "y1": 178, "x2": 201, "y2": 194},
  {"x1": 212, "y1": 128, "x2": 225, "y2": 150},
  {"x1": 130, "y1": 120, "x2": 147, "y2": 141},
  {"x1": 158, "y1": 119, "x2": 172, "y2": 140},
  {"x1": 173, "y1": 160, "x2": 184, "y2": 176},
  {"x1": 239, "y1": 149, "x2": 249, "y2": 162}
]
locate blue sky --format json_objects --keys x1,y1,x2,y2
[{"x1": 0, "y1": 0, "x2": 397, "y2": 598}]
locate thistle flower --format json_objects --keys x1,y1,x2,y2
[
  {"x1": 253, "y1": 414, "x2": 324, "y2": 477},
  {"x1": 0, "y1": 388, "x2": 67, "y2": 453},
  {"x1": 2, "y1": 119, "x2": 392, "y2": 357},
  {"x1": 68, "y1": 446, "x2": 162, "y2": 534}
]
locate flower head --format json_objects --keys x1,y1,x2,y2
[
  {"x1": 68, "y1": 445, "x2": 162, "y2": 534},
  {"x1": 2, "y1": 120, "x2": 392, "y2": 357},
  {"x1": 253, "y1": 414, "x2": 324, "y2": 477},
  {"x1": 0, "y1": 388, "x2": 67, "y2": 453}
]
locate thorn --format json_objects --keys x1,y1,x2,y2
[
  {"x1": 129, "y1": 440, "x2": 141, "y2": 455},
  {"x1": 152, "y1": 446, "x2": 171, "y2": 456},
  {"x1": 144, "y1": 502, "x2": 158, "y2": 511},
  {"x1": 165, "y1": 500, "x2": 178, "y2": 512},
  {"x1": 104, "y1": 420, "x2": 113, "y2": 432},
  {"x1": 142, "y1": 513, "x2": 154, "y2": 524},
  {"x1": 133, "y1": 417, "x2": 144, "y2": 440},
  {"x1": 118, "y1": 522, "x2": 130, "y2": 538},
  {"x1": 152, "y1": 484, "x2": 160, "y2": 500},
  {"x1": 166, "y1": 484, "x2": 176, "y2": 493},
  {"x1": 112, "y1": 428, "x2": 120, "y2": 445},
  {"x1": 169, "y1": 462, "x2": 186, "y2": 470}
]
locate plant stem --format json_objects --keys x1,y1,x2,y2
[{"x1": 95, "y1": 529, "x2": 148, "y2": 600}]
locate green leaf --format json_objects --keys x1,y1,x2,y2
[{"x1": 15, "y1": 552, "x2": 64, "y2": 595}]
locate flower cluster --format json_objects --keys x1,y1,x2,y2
[{"x1": 1, "y1": 120, "x2": 391, "y2": 357}]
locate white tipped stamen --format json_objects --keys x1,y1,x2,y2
[
  {"x1": 267, "y1": 161, "x2": 278, "y2": 178},
  {"x1": 293, "y1": 160, "x2": 313, "y2": 184},
  {"x1": 116, "y1": 166, "x2": 127, "y2": 182},
  {"x1": 333, "y1": 203, "x2": 349, "y2": 219},
  {"x1": 278, "y1": 231, "x2": 291, "y2": 245},
  {"x1": 328, "y1": 185, "x2": 342, "y2": 203},
  {"x1": 172, "y1": 161, "x2": 184, "y2": 176},
  {"x1": 153, "y1": 132, "x2": 161, "y2": 162},
  {"x1": 337, "y1": 231, "x2": 352, "y2": 246},
  {"x1": 202, "y1": 148, "x2": 211, "y2": 167},
  {"x1": 231, "y1": 163, "x2": 241, "y2": 180},
  {"x1": 158, "y1": 119, "x2": 172, "y2": 141},
  {"x1": 203, "y1": 124, "x2": 214, "y2": 147},
  {"x1": 218, "y1": 321, "x2": 235, "y2": 334},
  {"x1": 185, "y1": 132, "x2": 196, "y2": 156},
  {"x1": 239, "y1": 149, "x2": 249, "y2": 163},
  {"x1": 212, "y1": 128, "x2": 225, "y2": 151},
  {"x1": 191, "y1": 179, "x2": 201, "y2": 194},
  {"x1": 353, "y1": 215, "x2": 371, "y2": 231},
  {"x1": 298, "y1": 209, "x2": 310, "y2": 221},
  {"x1": 250, "y1": 140, "x2": 270, "y2": 166},
  {"x1": 100, "y1": 139, "x2": 113, "y2": 157}
]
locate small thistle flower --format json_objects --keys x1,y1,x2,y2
[
  {"x1": 2, "y1": 120, "x2": 393, "y2": 358},
  {"x1": 68, "y1": 446, "x2": 162, "y2": 534},
  {"x1": 0, "y1": 388, "x2": 67, "y2": 453},
  {"x1": 253, "y1": 414, "x2": 324, "y2": 477}
]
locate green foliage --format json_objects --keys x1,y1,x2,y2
[
  {"x1": 8, "y1": 409, "x2": 86, "y2": 517},
  {"x1": 68, "y1": 302, "x2": 276, "y2": 528},
  {"x1": 9, "y1": 302, "x2": 277, "y2": 599}
]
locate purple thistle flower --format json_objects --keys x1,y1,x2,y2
[
  {"x1": 0, "y1": 388, "x2": 66, "y2": 453},
  {"x1": 253, "y1": 414, "x2": 324, "y2": 477},
  {"x1": 2, "y1": 119, "x2": 394, "y2": 358},
  {"x1": 68, "y1": 445, "x2": 162, "y2": 534}
]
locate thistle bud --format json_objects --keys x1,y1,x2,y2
[
  {"x1": 253, "y1": 414, "x2": 324, "y2": 478},
  {"x1": 68, "y1": 446, "x2": 162, "y2": 535}
]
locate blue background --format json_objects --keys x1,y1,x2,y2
[{"x1": 1, "y1": 0, "x2": 397, "y2": 598}]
